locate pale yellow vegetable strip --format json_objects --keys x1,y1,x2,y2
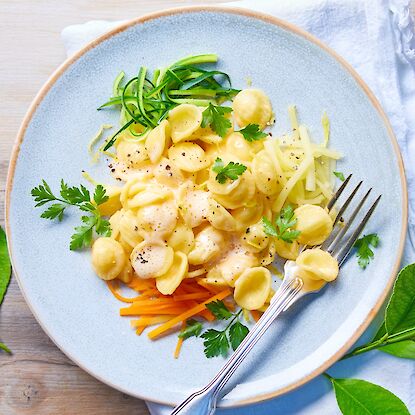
[
  {"x1": 288, "y1": 105, "x2": 300, "y2": 141},
  {"x1": 272, "y1": 126, "x2": 314, "y2": 212},
  {"x1": 316, "y1": 178, "x2": 333, "y2": 200},
  {"x1": 296, "y1": 195, "x2": 325, "y2": 205},
  {"x1": 264, "y1": 140, "x2": 287, "y2": 186},
  {"x1": 88, "y1": 124, "x2": 113, "y2": 163},
  {"x1": 300, "y1": 125, "x2": 316, "y2": 192},
  {"x1": 282, "y1": 142, "x2": 341, "y2": 160},
  {"x1": 321, "y1": 111, "x2": 330, "y2": 147}
]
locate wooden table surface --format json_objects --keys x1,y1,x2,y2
[{"x1": 1, "y1": 1, "x2": 414, "y2": 414}]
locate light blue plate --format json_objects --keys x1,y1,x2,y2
[{"x1": 6, "y1": 7, "x2": 406, "y2": 408}]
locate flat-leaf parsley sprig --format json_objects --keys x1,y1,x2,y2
[
  {"x1": 212, "y1": 157, "x2": 247, "y2": 184},
  {"x1": 262, "y1": 205, "x2": 301, "y2": 243},
  {"x1": 31, "y1": 180, "x2": 111, "y2": 250},
  {"x1": 354, "y1": 233, "x2": 379, "y2": 269},
  {"x1": 201, "y1": 300, "x2": 249, "y2": 358},
  {"x1": 201, "y1": 103, "x2": 233, "y2": 137}
]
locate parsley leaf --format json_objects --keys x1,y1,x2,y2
[
  {"x1": 262, "y1": 205, "x2": 300, "y2": 243},
  {"x1": 178, "y1": 319, "x2": 203, "y2": 339},
  {"x1": 201, "y1": 329, "x2": 229, "y2": 358},
  {"x1": 31, "y1": 180, "x2": 112, "y2": 250},
  {"x1": 201, "y1": 103, "x2": 232, "y2": 137},
  {"x1": 354, "y1": 233, "x2": 379, "y2": 269},
  {"x1": 206, "y1": 300, "x2": 233, "y2": 320},
  {"x1": 212, "y1": 157, "x2": 247, "y2": 184},
  {"x1": 238, "y1": 124, "x2": 267, "y2": 142},
  {"x1": 200, "y1": 307, "x2": 249, "y2": 358},
  {"x1": 333, "y1": 171, "x2": 345, "y2": 181},
  {"x1": 40, "y1": 203, "x2": 66, "y2": 221},
  {"x1": 229, "y1": 321, "x2": 249, "y2": 351},
  {"x1": 94, "y1": 184, "x2": 109, "y2": 205}
]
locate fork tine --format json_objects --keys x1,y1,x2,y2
[
  {"x1": 334, "y1": 195, "x2": 382, "y2": 266},
  {"x1": 327, "y1": 174, "x2": 352, "y2": 211},
  {"x1": 326, "y1": 188, "x2": 372, "y2": 253},
  {"x1": 332, "y1": 180, "x2": 363, "y2": 227}
]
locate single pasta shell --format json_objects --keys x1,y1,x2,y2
[
  {"x1": 168, "y1": 104, "x2": 202, "y2": 143},
  {"x1": 156, "y1": 252, "x2": 188, "y2": 295},
  {"x1": 145, "y1": 119, "x2": 171, "y2": 164},
  {"x1": 130, "y1": 242, "x2": 174, "y2": 279},
  {"x1": 234, "y1": 267, "x2": 271, "y2": 310}
]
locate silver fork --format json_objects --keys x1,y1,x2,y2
[{"x1": 171, "y1": 175, "x2": 381, "y2": 415}]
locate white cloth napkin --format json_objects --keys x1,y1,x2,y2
[{"x1": 62, "y1": 0, "x2": 415, "y2": 413}]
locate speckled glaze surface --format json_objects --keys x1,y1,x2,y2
[{"x1": 6, "y1": 7, "x2": 406, "y2": 408}]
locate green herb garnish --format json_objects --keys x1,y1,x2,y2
[
  {"x1": 99, "y1": 54, "x2": 239, "y2": 150},
  {"x1": 333, "y1": 171, "x2": 345, "y2": 181},
  {"x1": 262, "y1": 205, "x2": 300, "y2": 243},
  {"x1": 201, "y1": 300, "x2": 249, "y2": 358},
  {"x1": 237, "y1": 124, "x2": 267, "y2": 142},
  {"x1": 354, "y1": 233, "x2": 379, "y2": 269},
  {"x1": 201, "y1": 103, "x2": 232, "y2": 137},
  {"x1": 0, "y1": 225, "x2": 12, "y2": 354},
  {"x1": 178, "y1": 319, "x2": 203, "y2": 340},
  {"x1": 31, "y1": 180, "x2": 111, "y2": 250},
  {"x1": 212, "y1": 157, "x2": 247, "y2": 184}
]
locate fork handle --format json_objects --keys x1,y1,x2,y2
[{"x1": 170, "y1": 277, "x2": 304, "y2": 415}]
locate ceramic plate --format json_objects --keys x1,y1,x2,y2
[{"x1": 6, "y1": 7, "x2": 407, "y2": 408}]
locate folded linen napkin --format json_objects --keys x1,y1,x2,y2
[{"x1": 62, "y1": 1, "x2": 415, "y2": 413}]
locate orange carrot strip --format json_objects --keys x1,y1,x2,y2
[
  {"x1": 130, "y1": 316, "x2": 172, "y2": 328},
  {"x1": 136, "y1": 325, "x2": 146, "y2": 335},
  {"x1": 199, "y1": 309, "x2": 215, "y2": 322},
  {"x1": 174, "y1": 322, "x2": 186, "y2": 359},
  {"x1": 129, "y1": 298, "x2": 174, "y2": 307},
  {"x1": 120, "y1": 307, "x2": 189, "y2": 316},
  {"x1": 173, "y1": 292, "x2": 211, "y2": 302},
  {"x1": 148, "y1": 289, "x2": 231, "y2": 339},
  {"x1": 251, "y1": 310, "x2": 262, "y2": 322},
  {"x1": 127, "y1": 277, "x2": 156, "y2": 291},
  {"x1": 106, "y1": 281, "x2": 143, "y2": 303}
]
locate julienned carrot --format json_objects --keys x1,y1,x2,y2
[
  {"x1": 129, "y1": 298, "x2": 175, "y2": 307},
  {"x1": 251, "y1": 310, "x2": 262, "y2": 322},
  {"x1": 127, "y1": 277, "x2": 156, "y2": 291},
  {"x1": 136, "y1": 325, "x2": 146, "y2": 335},
  {"x1": 120, "y1": 306, "x2": 189, "y2": 316},
  {"x1": 173, "y1": 292, "x2": 211, "y2": 302},
  {"x1": 148, "y1": 289, "x2": 231, "y2": 340},
  {"x1": 174, "y1": 322, "x2": 186, "y2": 359},
  {"x1": 107, "y1": 281, "x2": 143, "y2": 303},
  {"x1": 130, "y1": 316, "x2": 172, "y2": 328}
]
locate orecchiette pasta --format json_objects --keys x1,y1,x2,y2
[
  {"x1": 232, "y1": 89, "x2": 273, "y2": 129},
  {"x1": 145, "y1": 119, "x2": 171, "y2": 164},
  {"x1": 234, "y1": 267, "x2": 271, "y2": 310},
  {"x1": 156, "y1": 252, "x2": 188, "y2": 295},
  {"x1": 130, "y1": 242, "x2": 174, "y2": 279},
  {"x1": 92, "y1": 237, "x2": 126, "y2": 280},
  {"x1": 294, "y1": 204, "x2": 333, "y2": 246},
  {"x1": 90, "y1": 81, "x2": 341, "y2": 326},
  {"x1": 168, "y1": 104, "x2": 202, "y2": 143}
]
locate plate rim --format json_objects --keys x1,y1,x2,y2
[{"x1": 5, "y1": 5, "x2": 408, "y2": 407}]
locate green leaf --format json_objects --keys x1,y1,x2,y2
[
  {"x1": 0, "y1": 342, "x2": 11, "y2": 354},
  {"x1": 40, "y1": 203, "x2": 66, "y2": 221},
  {"x1": 262, "y1": 216, "x2": 279, "y2": 237},
  {"x1": 95, "y1": 218, "x2": 111, "y2": 237},
  {"x1": 61, "y1": 183, "x2": 91, "y2": 204},
  {"x1": 69, "y1": 216, "x2": 97, "y2": 250},
  {"x1": 229, "y1": 321, "x2": 249, "y2": 350},
  {"x1": 330, "y1": 377, "x2": 410, "y2": 415},
  {"x1": 263, "y1": 206, "x2": 300, "y2": 243},
  {"x1": 31, "y1": 179, "x2": 57, "y2": 206},
  {"x1": 0, "y1": 226, "x2": 12, "y2": 306},
  {"x1": 334, "y1": 171, "x2": 345, "y2": 181},
  {"x1": 178, "y1": 319, "x2": 203, "y2": 339},
  {"x1": 385, "y1": 263, "x2": 415, "y2": 335},
  {"x1": 201, "y1": 103, "x2": 232, "y2": 137},
  {"x1": 205, "y1": 300, "x2": 232, "y2": 320},
  {"x1": 93, "y1": 184, "x2": 109, "y2": 205},
  {"x1": 354, "y1": 234, "x2": 379, "y2": 269},
  {"x1": 379, "y1": 340, "x2": 415, "y2": 359},
  {"x1": 201, "y1": 329, "x2": 229, "y2": 358},
  {"x1": 238, "y1": 124, "x2": 267, "y2": 142},
  {"x1": 212, "y1": 158, "x2": 247, "y2": 184},
  {"x1": 373, "y1": 322, "x2": 387, "y2": 341}
]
